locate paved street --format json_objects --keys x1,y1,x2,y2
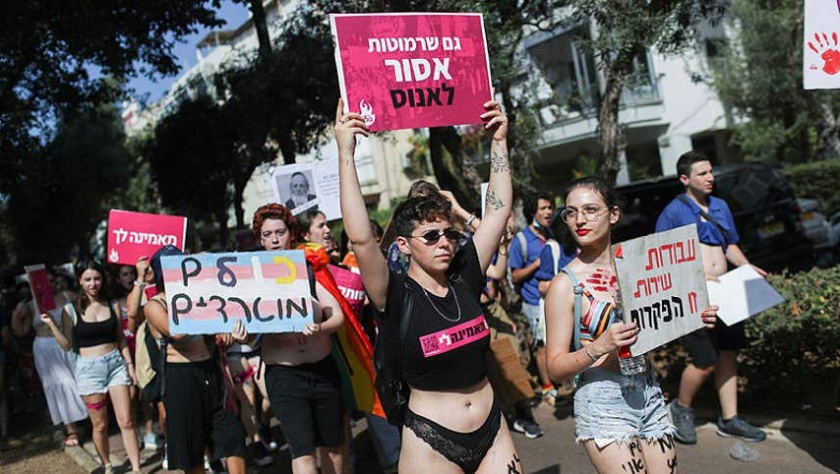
[{"x1": 60, "y1": 401, "x2": 840, "y2": 473}]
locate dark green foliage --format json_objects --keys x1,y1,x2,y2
[
  {"x1": 740, "y1": 266, "x2": 840, "y2": 401},
  {"x1": 5, "y1": 104, "x2": 132, "y2": 264},
  {"x1": 0, "y1": 1, "x2": 224, "y2": 194},
  {"x1": 148, "y1": 96, "x2": 234, "y2": 245},
  {"x1": 784, "y1": 159, "x2": 840, "y2": 216},
  {"x1": 709, "y1": 0, "x2": 840, "y2": 163}
]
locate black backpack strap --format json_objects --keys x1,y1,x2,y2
[{"x1": 677, "y1": 194, "x2": 729, "y2": 241}]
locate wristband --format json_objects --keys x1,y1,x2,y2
[
  {"x1": 133, "y1": 280, "x2": 146, "y2": 289},
  {"x1": 465, "y1": 214, "x2": 476, "y2": 228}
]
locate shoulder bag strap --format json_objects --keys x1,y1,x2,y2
[
  {"x1": 677, "y1": 194, "x2": 729, "y2": 241},
  {"x1": 560, "y1": 268, "x2": 584, "y2": 351}
]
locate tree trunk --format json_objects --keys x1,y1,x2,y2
[
  {"x1": 814, "y1": 98, "x2": 840, "y2": 161},
  {"x1": 233, "y1": 174, "x2": 247, "y2": 230},
  {"x1": 217, "y1": 209, "x2": 230, "y2": 250},
  {"x1": 597, "y1": 70, "x2": 626, "y2": 184},
  {"x1": 248, "y1": 0, "x2": 272, "y2": 60},
  {"x1": 278, "y1": 131, "x2": 296, "y2": 165}
]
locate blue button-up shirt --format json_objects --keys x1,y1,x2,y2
[{"x1": 655, "y1": 194, "x2": 739, "y2": 252}]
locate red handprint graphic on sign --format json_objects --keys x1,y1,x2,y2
[{"x1": 808, "y1": 32, "x2": 840, "y2": 75}]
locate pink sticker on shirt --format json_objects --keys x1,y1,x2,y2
[{"x1": 418, "y1": 315, "x2": 489, "y2": 358}]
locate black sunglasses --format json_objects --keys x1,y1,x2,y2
[{"x1": 410, "y1": 228, "x2": 464, "y2": 245}]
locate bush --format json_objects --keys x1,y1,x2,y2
[
  {"x1": 740, "y1": 266, "x2": 840, "y2": 402},
  {"x1": 652, "y1": 265, "x2": 840, "y2": 411},
  {"x1": 784, "y1": 159, "x2": 840, "y2": 215}
]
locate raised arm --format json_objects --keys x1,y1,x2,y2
[
  {"x1": 42, "y1": 306, "x2": 73, "y2": 351},
  {"x1": 126, "y1": 257, "x2": 150, "y2": 333},
  {"x1": 472, "y1": 100, "x2": 512, "y2": 272},
  {"x1": 335, "y1": 98, "x2": 389, "y2": 310}
]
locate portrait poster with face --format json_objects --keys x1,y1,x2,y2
[
  {"x1": 331, "y1": 12, "x2": 492, "y2": 132},
  {"x1": 107, "y1": 210, "x2": 188, "y2": 265},
  {"x1": 270, "y1": 159, "x2": 342, "y2": 221},
  {"x1": 803, "y1": 0, "x2": 840, "y2": 89},
  {"x1": 612, "y1": 224, "x2": 708, "y2": 356},
  {"x1": 24, "y1": 264, "x2": 57, "y2": 314},
  {"x1": 160, "y1": 250, "x2": 315, "y2": 334}
]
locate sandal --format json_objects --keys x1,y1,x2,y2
[{"x1": 64, "y1": 432, "x2": 80, "y2": 447}]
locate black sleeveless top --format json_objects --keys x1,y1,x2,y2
[
  {"x1": 75, "y1": 302, "x2": 118, "y2": 348},
  {"x1": 386, "y1": 240, "x2": 490, "y2": 391}
]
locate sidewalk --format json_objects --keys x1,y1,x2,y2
[{"x1": 62, "y1": 404, "x2": 840, "y2": 473}]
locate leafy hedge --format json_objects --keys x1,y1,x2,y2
[
  {"x1": 740, "y1": 266, "x2": 840, "y2": 401},
  {"x1": 784, "y1": 159, "x2": 840, "y2": 216},
  {"x1": 652, "y1": 265, "x2": 840, "y2": 410}
]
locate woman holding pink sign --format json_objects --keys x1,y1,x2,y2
[
  {"x1": 543, "y1": 177, "x2": 718, "y2": 474},
  {"x1": 12, "y1": 267, "x2": 87, "y2": 447},
  {"x1": 337, "y1": 97, "x2": 522, "y2": 474}
]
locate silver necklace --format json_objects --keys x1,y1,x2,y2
[{"x1": 421, "y1": 284, "x2": 462, "y2": 323}]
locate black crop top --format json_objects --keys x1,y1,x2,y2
[
  {"x1": 74, "y1": 302, "x2": 118, "y2": 348},
  {"x1": 385, "y1": 239, "x2": 490, "y2": 391}
]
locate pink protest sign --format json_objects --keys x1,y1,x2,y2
[
  {"x1": 107, "y1": 210, "x2": 187, "y2": 266},
  {"x1": 331, "y1": 12, "x2": 492, "y2": 131},
  {"x1": 25, "y1": 264, "x2": 56, "y2": 314},
  {"x1": 330, "y1": 264, "x2": 365, "y2": 318}
]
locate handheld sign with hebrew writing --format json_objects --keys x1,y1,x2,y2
[
  {"x1": 613, "y1": 224, "x2": 708, "y2": 356},
  {"x1": 107, "y1": 210, "x2": 187, "y2": 266},
  {"x1": 331, "y1": 12, "x2": 492, "y2": 132},
  {"x1": 161, "y1": 250, "x2": 314, "y2": 335},
  {"x1": 24, "y1": 264, "x2": 56, "y2": 314}
]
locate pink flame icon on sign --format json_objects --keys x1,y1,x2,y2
[
  {"x1": 359, "y1": 100, "x2": 376, "y2": 127},
  {"x1": 808, "y1": 32, "x2": 840, "y2": 75}
]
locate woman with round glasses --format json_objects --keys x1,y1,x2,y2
[
  {"x1": 337, "y1": 98, "x2": 521, "y2": 473},
  {"x1": 544, "y1": 176, "x2": 718, "y2": 473}
]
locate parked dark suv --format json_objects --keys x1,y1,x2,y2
[{"x1": 615, "y1": 163, "x2": 814, "y2": 273}]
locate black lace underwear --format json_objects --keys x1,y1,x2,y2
[{"x1": 404, "y1": 396, "x2": 501, "y2": 473}]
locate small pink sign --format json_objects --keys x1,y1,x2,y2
[
  {"x1": 107, "y1": 210, "x2": 187, "y2": 266},
  {"x1": 331, "y1": 12, "x2": 492, "y2": 131},
  {"x1": 419, "y1": 315, "x2": 488, "y2": 358},
  {"x1": 329, "y1": 265, "x2": 365, "y2": 318},
  {"x1": 25, "y1": 264, "x2": 56, "y2": 314}
]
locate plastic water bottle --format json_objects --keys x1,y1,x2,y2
[{"x1": 614, "y1": 292, "x2": 646, "y2": 375}]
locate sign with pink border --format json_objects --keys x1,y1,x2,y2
[{"x1": 331, "y1": 12, "x2": 492, "y2": 131}]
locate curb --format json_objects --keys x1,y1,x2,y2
[{"x1": 64, "y1": 444, "x2": 101, "y2": 474}]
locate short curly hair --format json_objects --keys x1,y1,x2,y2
[
  {"x1": 393, "y1": 193, "x2": 452, "y2": 238},
  {"x1": 252, "y1": 203, "x2": 298, "y2": 242}
]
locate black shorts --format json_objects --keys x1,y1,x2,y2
[
  {"x1": 682, "y1": 322, "x2": 747, "y2": 367},
  {"x1": 163, "y1": 359, "x2": 246, "y2": 471},
  {"x1": 265, "y1": 357, "x2": 345, "y2": 458}
]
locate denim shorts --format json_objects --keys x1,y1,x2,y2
[
  {"x1": 522, "y1": 302, "x2": 545, "y2": 344},
  {"x1": 574, "y1": 367, "x2": 674, "y2": 447},
  {"x1": 75, "y1": 349, "x2": 132, "y2": 396}
]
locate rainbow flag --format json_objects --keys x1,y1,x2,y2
[{"x1": 298, "y1": 243, "x2": 385, "y2": 417}]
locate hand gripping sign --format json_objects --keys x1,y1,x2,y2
[
  {"x1": 24, "y1": 264, "x2": 57, "y2": 314},
  {"x1": 613, "y1": 224, "x2": 709, "y2": 356},
  {"x1": 161, "y1": 250, "x2": 315, "y2": 335},
  {"x1": 331, "y1": 12, "x2": 492, "y2": 131}
]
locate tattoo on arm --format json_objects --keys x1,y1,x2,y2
[
  {"x1": 485, "y1": 190, "x2": 504, "y2": 211},
  {"x1": 490, "y1": 148, "x2": 510, "y2": 174}
]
